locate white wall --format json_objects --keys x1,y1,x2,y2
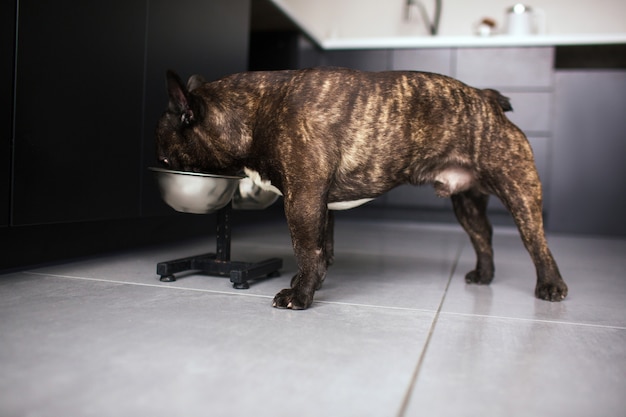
[{"x1": 272, "y1": 0, "x2": 626, "y2": 40}]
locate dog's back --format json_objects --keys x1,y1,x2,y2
[{"x1": 208, "y1": 68, "x2": 519, "y2": 202}]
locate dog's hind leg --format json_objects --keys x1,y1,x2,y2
[
  {"x1": 451, "y1": 189, "x2": 495, "y2": 285},
  {"x1": 489, "y1": 165, "x2": 568, "y2": 301}
]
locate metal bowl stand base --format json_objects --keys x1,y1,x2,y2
[{"x1": 156, "y1": 204, "x2": 282, "y2": 289}]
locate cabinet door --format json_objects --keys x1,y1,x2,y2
[
  {"x1": 13, "y1": 0, "x2": 146, "y2": 225},
  {"x1": 391, "y1": 48, "x2": 454, "y2": 77},
  {"x1": 0, "y1": 0, "x2": 16, "y2": 227},
  {"x1": 456, "y1": 47, "x2": 554, "y2": 89},
  {"x1": 549, "y1": 71, "x2": 626, "y2": 235},
  {"x1": 504, "y1": 92, "x2": 552, "y2": 135},
  {"x1": 320, "y1": 50, "x2": 391, "y2": 71}
]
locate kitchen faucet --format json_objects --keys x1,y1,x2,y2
[{"x1": 406, "y1": 0, "x2": 442, "y2": 35}]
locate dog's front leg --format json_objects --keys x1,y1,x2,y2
[
  {"x1": 324, "y1": 210, "x2": 335, "y2": 268},
  {"x1": 273, "y1": 195, "x2": 329, "y2": 310}
]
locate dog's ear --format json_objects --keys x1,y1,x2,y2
[
  {"x1": 187, "y1": 74, "x2": 206, "y2": 92},
  {"x1": 166, "y1": 70, "x2": 195, "y2": 125}
]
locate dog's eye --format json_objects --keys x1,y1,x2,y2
[{"x1": 159, "y1": 157, "x2": 170, "y2": 168}]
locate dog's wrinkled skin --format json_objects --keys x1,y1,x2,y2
[{"x1": 156, "y1": 67, "x2": 568, "y2": 309}]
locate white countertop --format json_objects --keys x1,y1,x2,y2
[{"x1": 319, "y1": 33, "x2": 626, "y2": 50}]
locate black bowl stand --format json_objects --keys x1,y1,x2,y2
[{"x1": 156, "y1": 204, "x2": 282, "y2": 289}]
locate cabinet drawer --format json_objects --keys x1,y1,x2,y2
[
  {"x1": 456, "y1": 47, "x2": 554, "y2": 89},
  {"x1": 391, "y1": 48, "x2": 454, "y2": 76},
  {"x1": 505, "y1": 92, "x2": 552, "y2": 134},
  {"x1": 321, "y1": 49, "x2": 391, "y2": 71}
]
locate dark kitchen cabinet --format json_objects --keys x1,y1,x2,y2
[
  {"x1": 2, "y1": 0, "x2": 251, "y2": 269},
  {"x1": 0, "y1": 0, "x2": 16, "y2": 227},
  {"x1": 13, "y1": 0, "x2": 146, "y2": 225},
  {"x1": 549, "y1": 70, "x2": 626, "y2": 236},
  {"x1": 10, "y1": 0, "x2": 250, "y2": 225}
]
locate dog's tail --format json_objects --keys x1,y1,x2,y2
[{"x1": 482, "y1": 89, "x2": 513, "y2": 112}]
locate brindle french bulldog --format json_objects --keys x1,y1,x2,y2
[{"x1": 155, "y1": 67, "x2": 568, "y2": 309}]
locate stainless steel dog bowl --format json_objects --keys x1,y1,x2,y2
[
  {"x1": 149, "y1": 167, "x2": 243, "y2": 214},
  {"x1": 232, "y1": 177, "x2": 280, "y2": 210}
]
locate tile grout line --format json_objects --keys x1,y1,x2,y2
[
  {"x1": 20, "y1": 271, "x2": 277, "y2": 300},
  {"x1": 439, "y1": 310, "x2": 626, "y2": 331},
  {"x1": 395, "y1": 239, "x2": 465, "y2": 417},
  {"x1": 20, "y1": 270, "x2": 442, "y2": 314},
  {"x1": 22, "y1": 264, "x2": 626, "y2": 331}
]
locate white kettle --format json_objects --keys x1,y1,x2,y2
[{"x1": 506, "y1": 4, "x2": 546, "y2": 36}]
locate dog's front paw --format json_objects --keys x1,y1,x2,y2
[
  {"x1": 465, "y1": 269, "x2": 494, "y2": 285},
  {"x1": 535, "y1": 280, "x2": 568, "y2": 302},
  {"x1": 272, "y1": 288, "x2": 313, "y2": 310}
]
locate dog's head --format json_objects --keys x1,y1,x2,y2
[{"x1": 155, "y1": 71, "x2": 242, "y2": 175}]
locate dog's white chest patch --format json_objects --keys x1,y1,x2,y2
[
  {"x1": 327, "y1": 198, "x2": 374, "y2": 210},
  {"x1": 243, "y1": 168, "x2": 283, "y2": 196},
  {"x1": 244, "y1": 168, "x2": 374, "y2": 210}
]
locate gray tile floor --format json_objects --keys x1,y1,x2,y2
[{"x1": 1, "y1": 219, "x2": 625, "y2": 417}]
